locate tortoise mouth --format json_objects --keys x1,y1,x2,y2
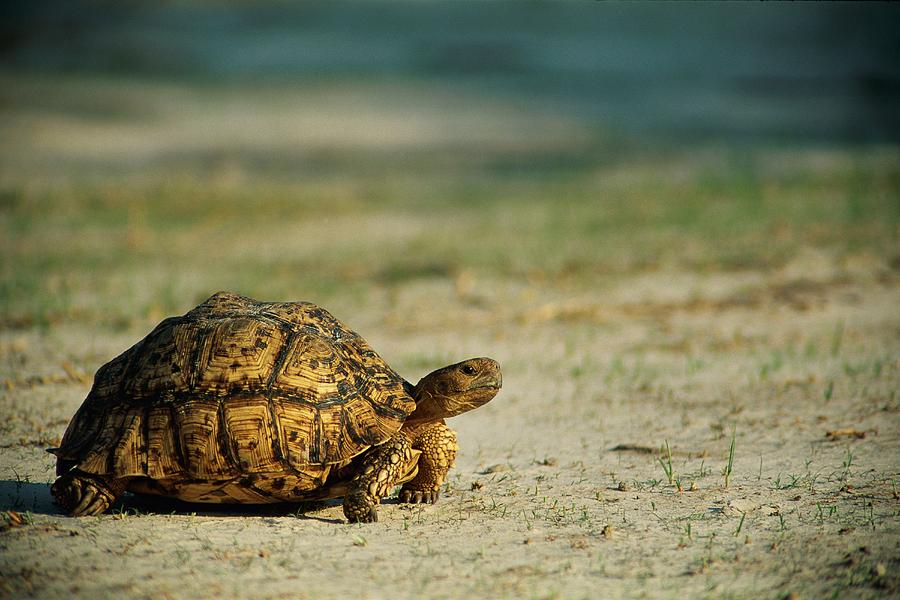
[{"x1": 469, "y1": 373, "x2": 502, "y2": 391}]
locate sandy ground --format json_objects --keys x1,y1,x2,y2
[
  {"x1": 1, "y1": 249, "x2": 898, "y2": 599},
  {"x1": 0, "y1": 65, "x2": 898, "y2": 599}
]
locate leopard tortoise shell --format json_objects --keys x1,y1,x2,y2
[{"x1": 50, "y1": 292, "x2": 502, "y2": 522}]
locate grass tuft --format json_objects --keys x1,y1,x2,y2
[
  {"x1": 658, "y1": 440, "x2": 675, "y2": 485},
  {"x1": 724, "y1": 427, "x2": 736, "y2": 488}
]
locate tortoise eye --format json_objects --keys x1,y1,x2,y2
[{"x1": 461, "y1": 364, "x2": 477, "y2": 375}]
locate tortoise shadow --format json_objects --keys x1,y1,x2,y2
[
  {"x1": 120, "y1": 494, "x2": 413, "y2": 522},
  {"x1": 0, "y1": 480, "x2": 61, "y2": 515},
  {"x1": 118, "y1": 494, "x2": 345, "y2": 523},
  {"x1": 0, "y1": 479, "x2": 343, "y2": 523}
]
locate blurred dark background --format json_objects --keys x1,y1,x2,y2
[
  {"x1": 2, "y1": 1, "x2": 899, "y2": 329},
  {"x1": 3, "y1": 0, "x2": 899, "y2": 144}
]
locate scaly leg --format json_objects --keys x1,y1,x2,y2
[
  {"x1": 400, "y1": 423, "x2": 457, "y2": 504},
  {"x1": 51, "y1": 470, "x2": 126, "y2": 516},
  {"x1": 343, "y1": 434, "x2": 415, "y2": 523}
]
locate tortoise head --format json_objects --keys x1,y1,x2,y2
[{"x1": 407, "y1": 357, "x2": 502, "y2": 422}]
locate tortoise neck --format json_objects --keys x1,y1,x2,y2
[
  {"x1": 407, "y1": 382, "x2": 452, "y2": 422},
  {"x1": 401, "y1": 416, "x2": 446, "y2": 439}
]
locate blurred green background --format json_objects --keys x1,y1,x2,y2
[{"x1": 1, "y1": 1, "x2": 898, "y2": 333}]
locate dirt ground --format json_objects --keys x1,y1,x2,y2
[{"x1": 1, "y1": 74, "x2": 899, "y2": 599}]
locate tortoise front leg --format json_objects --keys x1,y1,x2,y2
[
  {"x1": 343, "y1": 434, "x2": 415, "y2": 523},
  {"x1": 400, "y1": 423, "x2": 457, "y2": 504}
]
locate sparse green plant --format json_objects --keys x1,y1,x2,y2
[
  {"x1": 814, "y1": 502, "x2": 837, "y2": 524},
  {"x1": 842, "y1": 360, "x2": 866, "y2": 377},
  {"x1": 824, "y1": 380, "x2": 834, "y2": 402},
  {"x1": 733, "y1": 512, "x2": 745, "y2": 537},
  {"x1": 695, "y1": 532, "x2": 718, "y2": 573},
  {"x1": 841, "y1": 447, "x2": 854, "y2": 481},
  {"x1": 830, "y1": 320, "x2": 844, "y2": 356},
  {"x1": 695, "y1": 459, "x2": 711, "y2": 478},
  {"x1": 686, "y1": 356, "x2": 704, "y2": 375},
  {"x1": 570, "y1": 363, "x2": 586, "y2": 379},
  {"x1": 723, "y1": 426, "x2": 736, "y2": 488},
  {"x1": 520, "y1": 509, "x2": 533, "y2": 530},
  {"x1": 658, "y1": 440, "x2": 675, "y2": 485},
  {"x1": 758, "y1": 351, "x2": 783, "y2": 379}
]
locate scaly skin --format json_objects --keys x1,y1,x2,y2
[
  {"x1": 343, "y1": 434, "x2": 415, "y2": 523},
  {"x1": 51, "y1": 471, "x2": 126, "y2": 516},
  {"x1": 400, "y1": 422, "x2": 457, "y2": 504}
]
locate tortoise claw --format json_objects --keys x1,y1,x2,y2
[
  {"x1": 70, "y1": 482, "x2": 97, "y2": 515},
  {"x1": 81, "y1": 495, "x2": 110, "y2": 516},
  {"x1": 399, "y1": 488, "x2": 439, "y2": 504},
  {"x1": 69, "y1": 481, "x2": 113, "y2": 516}
]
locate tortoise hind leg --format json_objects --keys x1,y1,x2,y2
[{"x1": 51, "y1": 471, "x2": 126, "y2": 516}]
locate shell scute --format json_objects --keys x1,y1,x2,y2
[
  {"x1": 221, "y1": 396, "x2": 281, "y2": 473},
  {"x1": 272, "y1": 400, "x2": 319, "y2": 466},
  {"x1": 173, "y1": 399, "x2": 237, "y2": 479},
  {"x1": 194, "y1": 317, "x2": 286, "y2": 395},
  {"x1": 122, "y1": 318, "x2": 203, "y2": 398}
]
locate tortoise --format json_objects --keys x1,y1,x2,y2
[{"x1": 49, "y1": 292, "x2": 501, "y2": 523}]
